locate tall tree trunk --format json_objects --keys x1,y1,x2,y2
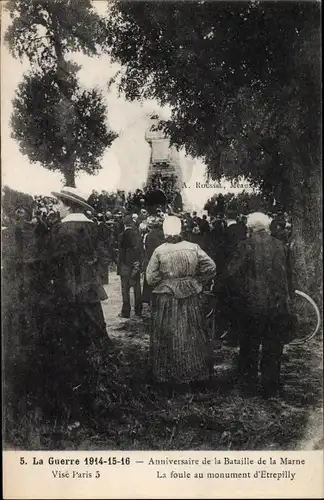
[
  {"x1": 289, "y1": 161, "x2": 321, "y2": 298},
  {"x1": 64, "y1": 167, "x2": 75, "y2": 187},
  {"x1": 51, "y1": 10, "x2": 76, "y2": 189}
]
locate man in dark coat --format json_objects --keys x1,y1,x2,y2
[
  {"x1": 2, "y1": 208, "x2": 50, "y2": 424},
  {"x1": 227, "y1": 212, "x2": 291, "y2": 399},
  {"x1": 173, "y1": 189, "x2": 183, "y2": 212},
  {"x1": 219, "y1": 210, "x2": 248, "y2": 337},
  {"x1": 199, "y1": 214, "x2": 210, "y2": 236},
  {"x1": 142, "y1": 218, "x2": 165, "y2": 304},
  {"x1": 223, "y1": 210, "x2": 247, "y2": 266},
  {"x1": 182, "y1": 212, "x2": 194, "y2": 242},
  {"x1": 207, "y1": 214, "x2": 226, "y2": 272},
  {"x1": 117, "y1": 215, "x2": 143, "y2": 318},
  {"x1": 98, "y1": 190, "x2": 109, "y2": 214},
  {"x1": 197, "y1": 214, "x2": 210, "y2": 252},
  {"x1": 97, "y1": 214, "x2": 112, "y2": 285},
  {"x1": 87, "y1": 189, "x2": 100, "y2": 212}
]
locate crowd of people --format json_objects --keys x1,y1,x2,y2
[
  {"x1": 86, "y1": 173, "x2": 183, "y2": 216},
  {"x1": 2, "y1": 183, "x2": 296, "y2": 434},
  {"x1": 203, "y1": 192, "x2": 271, "y2": 218}
]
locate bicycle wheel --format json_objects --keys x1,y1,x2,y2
[
  {"x1": 203, "y1": 291, "x2": 235, "y2": 345},
  {"x1": 289, "y1": 290, "x2": 321, "y2": 345}
]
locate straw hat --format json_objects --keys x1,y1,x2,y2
[{"x1": 51, "y1": 186, "x2": 94, "y2": 212}]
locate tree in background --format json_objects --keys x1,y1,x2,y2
[
  {"x1": 11, "y1": 68, "x2": 115, "y2": 187},
  {"x1": 103, "y1": 1, "x2": 320, "y2": 224},
  {"x1": 5, "y1": 0, "x2": 117, "y2": 186},
  {"x1": 103, "y1": 0, "x2": 321, "y2": 294},
  {"x1": 203, "y1": 191, "x2": 270, "y2": 217}
]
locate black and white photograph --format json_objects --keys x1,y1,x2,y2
[{"x1": 1, "y1": 0, "x2": 322, "y2": 466}]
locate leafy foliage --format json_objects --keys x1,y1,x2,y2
[
  {"x1": 11, "y1": 69, "x2": 117, "y2": 185},
  {"x1": 5, "y1": 0, "x2": 105, "y2": 67},
  {"x1": 5, "y1": 0, "x2": 117, "y2": 186},
  {"x1": 2, "y1": 185, "x2": 34, "y2": 220},
  {"x1": 104, "y1": 1, "x2": 321, "y2": 218},
  {"x1": 204, "y1": 191, "x2": 271, "y2": 216}
]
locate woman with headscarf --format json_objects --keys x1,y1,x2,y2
[{"x1": 146, "y1": 216, "x2": 216, "y2": 393}]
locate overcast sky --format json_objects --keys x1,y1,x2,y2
[{"x1": 1, "y1": 1, "x2": 251, "y2": 211}]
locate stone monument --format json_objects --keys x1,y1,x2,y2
[{"x1": 145, "y1": 112, "x2": 183, "y2": 189}]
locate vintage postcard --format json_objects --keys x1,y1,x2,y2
[{"x1": 1, "y1": 0, "x2": 323, "y2": 498}]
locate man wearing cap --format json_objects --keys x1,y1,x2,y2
[
  {"x1": 87, "y1": 189, "x2": 100, "y2": 212},
  {"x1": 117, "y1": 214, "x2": 143, "y2": 318},
  {"x1": 41, "y1": 186, "x2": 111, "y2": 426}
]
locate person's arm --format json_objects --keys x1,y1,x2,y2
[
  {"x1": 196, "y1": 245, "x2": 216, "y2": 283},
  {"x1": 130, "y1": 230, "x2": 144, "y2": 266},
  {"x1": 227, "y1": 241, "x2": 247, "y2": 277},
  {"x1": 146, "y1": 248, "x2": 162, "y2": 287}
]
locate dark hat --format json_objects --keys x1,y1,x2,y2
[
  {"x1": 226, "y1": 209, "x2": 238, "y2": 219},
  {"x1": 124, "y1": 214, "x2": 133, "y2": 226}
]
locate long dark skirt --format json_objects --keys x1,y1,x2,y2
[
  {"x1": 38, "y1": 303, "x2": 110, "y2": 422},
  {"x1": 150, "y1": 293, "x2": 211, "y2": 383}
]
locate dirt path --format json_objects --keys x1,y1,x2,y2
[
  {"x1": 101, "y1": 270, "x2": 150, "y2": 347},
  {"x1": 101, "y1": 273, "x2": 323, "y2": 451},
  {"x1": 5, "y1": 269, "x2": 322, "y2": 451}
]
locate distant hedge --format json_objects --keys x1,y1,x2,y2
[{"x1": 2, "y1": 185, "x2": 34, "y2": 221}]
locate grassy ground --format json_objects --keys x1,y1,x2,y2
[
  {"x1": 4, "y1": 272, "x2": 323, "y2": 451},
  {"x1": 5, "y1": 327, "x2": 323, "y2": 451}
]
